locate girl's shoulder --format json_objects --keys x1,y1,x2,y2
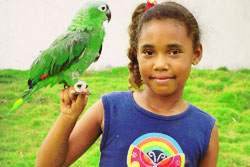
[
  {"x1": 102, "y1": 90, "x2": 132, "y2": 97},
  {"x1": 101, "y1": 90, "x2": 132, "y2": 102},
  {"x1": 101, "y1": 91, "x2": 132, "y2": 107},
  {"x1": 188, "y1": 103, "x2": 216, "y2": 122}
]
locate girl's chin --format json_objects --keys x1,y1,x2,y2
[{"x1": 147, "y1": 87, "x2": 176, "y2": 97}]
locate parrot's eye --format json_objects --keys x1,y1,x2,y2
[{"x1": 98, "y1": 5, "x2": 107, "y2": 12}]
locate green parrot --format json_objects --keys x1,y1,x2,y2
[{"x1": 9, "y1": 0, "x2": 111, "y2": 114}]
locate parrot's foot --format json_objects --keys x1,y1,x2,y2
[{"x1": 74, "y1": 80, "x2": 91, "y2": 95}]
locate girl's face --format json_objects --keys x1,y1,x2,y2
[{"x1": 137, "y1": 19, "x2": 202, "y2": 97}]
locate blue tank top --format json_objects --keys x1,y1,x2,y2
[{"x1": 99, "y1": 91, "x2": 216, "y2": 167}]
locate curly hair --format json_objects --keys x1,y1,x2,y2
[{"x1": 127, "y1": 1, "x2": 201, "y2": 89}]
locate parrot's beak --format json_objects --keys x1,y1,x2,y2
[{"x1": 106, "y1": 9, "x2": 111, "y2": 22}]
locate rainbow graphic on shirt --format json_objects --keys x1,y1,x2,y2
[{"x1": 127, "y1": 133, "x2": 185, "y2": 167}]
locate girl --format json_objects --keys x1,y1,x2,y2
[{"x1": 36, "y1": 1, "x2": 219, "y2": 167}]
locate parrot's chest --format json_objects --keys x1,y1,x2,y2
[
  {"x1": 75, "y1": 28, "x2": 105, "y2": 67},
  {"x1": 88, "y1": 29, "x2": 105, "y2": 51},
  {"x1": 79, "y1": 28, "x2": 104, "y2": 61}
]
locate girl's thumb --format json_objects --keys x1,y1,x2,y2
[{"x1": 75, "y1": 89, "x2": 89, "y2": 110}]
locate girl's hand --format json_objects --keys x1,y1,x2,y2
[{"x1": 59, "y1": 86, "x2": 89, "y2": 120}]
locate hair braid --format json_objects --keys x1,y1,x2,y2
[{"x1": 127, "y1": 3, "x2": 146, "y2": 89}]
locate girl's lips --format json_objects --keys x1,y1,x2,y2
[{"x1": 150, "y1": 76, "x2": 175, "y2": 84}]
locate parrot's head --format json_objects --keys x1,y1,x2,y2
[
  {"x1": 85, "y1": 0, "x2": 111, "y2": 22},
  {"x1": 70, "y1": 0, "x2": 111, "y2": 30}
]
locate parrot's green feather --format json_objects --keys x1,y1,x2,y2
[
  {"x1": 8, "y1": 86, "x2": 38, "y2": 114},
  {"x1": 9, "y1": 0, "x2": 111, "y2": 114},
  {"x1": 29, "y1": 31, "x2": 90, "y2": 85},
  {"x1": 9, "y1": 98, "x2": 24, "y2": 114}
]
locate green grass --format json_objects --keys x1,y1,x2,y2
[{"x1": 0, "y1": 67, "x2": 249, "y2": 167}]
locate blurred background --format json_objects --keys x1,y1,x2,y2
[{"x1": 0, "y1": 0, "x2": 249, "y2": 71}]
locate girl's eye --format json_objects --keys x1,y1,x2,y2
[
  {"x1": 169, "y1": 50, "x2": 181, "y2": 55},
  {"x1": 143, "y1": 50, "x2": 154, "y2": 56}
]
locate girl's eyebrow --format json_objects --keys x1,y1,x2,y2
[
  {"x1": 167, "y1": 43, "x2": 184, "y2": 49},
  {"x1": 140, "y1": 44, "x2": 184, "y2": 49},
  {"x1": 141, "y1": 44, "x2": 154, "y2": 48}
]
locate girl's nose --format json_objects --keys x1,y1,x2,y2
[{"x1": 153, "y1": 54, "x2": 169, "y2": 71}]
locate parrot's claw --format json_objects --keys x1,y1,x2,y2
[
  {"x1": 74, "y1": 80, "x2": 91, "y2": 95},
  {"x1": 88, "y1": 89, "x2": 92, "y2": 95}
]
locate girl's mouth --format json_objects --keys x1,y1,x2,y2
[{"x1": 150, "y1": 76, "x2": 176, "y2": 84}]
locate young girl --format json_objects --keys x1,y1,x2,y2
[{"x1": 36, "y1": 1, "x2": 219, "y2": 167}]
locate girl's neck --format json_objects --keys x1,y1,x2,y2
[{"x1": 133, "y1": 87, "x2": 188, "y2": 116}]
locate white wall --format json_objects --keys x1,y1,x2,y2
[{"x1": 0, "y1": 0, "x2": 249, "y2": 70}]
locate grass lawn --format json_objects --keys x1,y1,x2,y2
[{"x1": 0, "y1": 67, "x2": 249, "y2": 166}]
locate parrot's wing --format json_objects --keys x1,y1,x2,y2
[
  {"x1": 94, "y1": 44, "x2": 102, "y2": 62},
  {"x1": 29, "y1": 30, "x2": 89, "y2": 86}
]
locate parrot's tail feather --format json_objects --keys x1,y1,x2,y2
[
  {"x1": 8, "y1": 86, "x2": 38, "y2": 114},
  {"x1": 8, "y1": 98, "x2": 24, "y2": 115}
]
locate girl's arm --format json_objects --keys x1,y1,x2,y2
[
  {"x1": 36, "y1": 86, "x2": 104, "y2": 167},
  {"x1": 200, "y1": 124, "x2": 219, "y2": 167},
  {"x1": 63, "y1": 98, "x2": 104, "y2": 166}
]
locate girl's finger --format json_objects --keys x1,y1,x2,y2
[
  {"x1": 76, "y1": 89, "x2": 89, "y2": 107},
  {"x1": 59, "y1": 90, "x2": 65, "y2": 103},
  {"x1": 69, "y1": 86, "x2": 77, "y2": 101},
  {"x1": 80, "y1": 88, "x2": 88, "y2": 95},
  {"x1": 63, "y1": 88, "x2": 71, "y2": 106}
]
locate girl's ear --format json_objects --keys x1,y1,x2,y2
[{"x1": 192, "y1": 44, "x2": 202, "y2": 65}]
